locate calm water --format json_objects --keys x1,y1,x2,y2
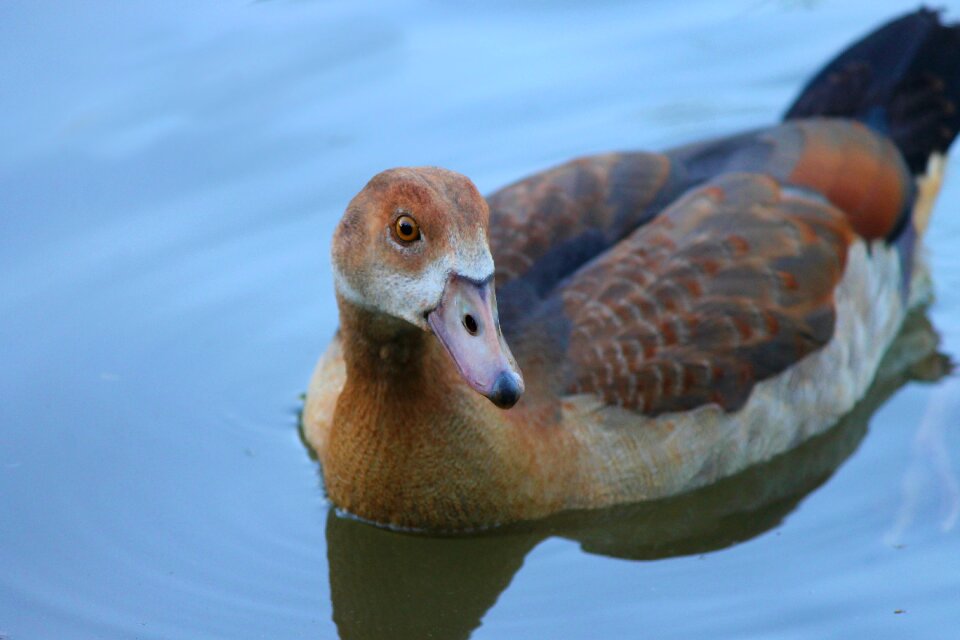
[{"x1": 3, "y1": 1, "x2": 960, "y2": 638}]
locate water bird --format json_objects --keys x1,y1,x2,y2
[{"x1": 303, "y1": 8, "x2": 960, "y2": 531}]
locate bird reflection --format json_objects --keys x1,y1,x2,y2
[{"x1": 322, "y1": 310, "x2": 948, "y2": 640}]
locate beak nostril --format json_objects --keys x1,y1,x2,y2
[{"x1": 463, "y1": 314, "x2": 479, "y2": 335}]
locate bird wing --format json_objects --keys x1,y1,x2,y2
[{"x1": 554, "y1": 171, "x2": 855, "y2": 415}]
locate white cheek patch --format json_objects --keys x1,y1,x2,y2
[
  {"x1": 453, "y1": 227, "x2": 495, "y2": 282},
  {"x1": 375, "y1": 261, "x2": 450, "y2": 329},
  {"x1": 332, "y1": 262, "x2": 363, "y2": 306},
  {"x1": 333, "y1": 226, "x2": 495, "y2": 329},
  {"x1": 332, "y1": 260, "x2": 443, "y2": 330}
]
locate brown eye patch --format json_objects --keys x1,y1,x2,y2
[{"x1": 394, "y1": 214, "x2": 421, "y2": 243}]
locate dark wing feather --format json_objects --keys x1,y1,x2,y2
[
  {"x1": 488, "y1": 152, "x2": 673, "y2": 291},
  {"x1": 784, "y1": 8, "x2": 960, "y2": 174}
]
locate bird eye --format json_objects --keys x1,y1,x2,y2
[{"x1": 394, "y1": 215, "x2": 421, "y2": 243}]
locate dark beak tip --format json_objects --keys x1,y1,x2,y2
[{"x1": 489, "y1": 371, "x2": 523, "y2": 409}]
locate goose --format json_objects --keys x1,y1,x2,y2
[{"x1": 303, "y1": 8, "x2": 960, "y2": 531}]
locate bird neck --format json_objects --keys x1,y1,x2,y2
[
  {"x1": 335, "y1": 294, "x2": 428, "y2": 387},
  {"x1": 326, "y1": 295, "x2": 517, "y2": 529}
]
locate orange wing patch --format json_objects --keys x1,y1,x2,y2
[{"x1": 788, "y1": 120, "x2": 912, "y2": 240}]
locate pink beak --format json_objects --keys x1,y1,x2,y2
[{"x1": 427, "y1": 275, "x2": 524, "y2": 409}]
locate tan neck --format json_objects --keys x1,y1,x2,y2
[
  {"x1": 336, "y1": 295, "x2": 429, "y2": 386},
  {"x1": 326, "y1": 296, "x2": 534, "y2": 530}
]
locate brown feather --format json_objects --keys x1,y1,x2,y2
[
  {"x1": 549, "y1": 172, "x2": 855, "y2": 415},
  {"x1": 486, "y1": 120, "x2": 911, "y2": 417}
]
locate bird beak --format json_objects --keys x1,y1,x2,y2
[{"x1": 426, "y1": 275, "x2": 524, "y2": 409}]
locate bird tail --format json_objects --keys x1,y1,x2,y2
[{"x1": 784, "y1": 7, "x2": 960, "y2": 186}]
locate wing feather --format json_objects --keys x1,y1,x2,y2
[
  {"x1": 556, "y1": 172, "x2": 855, "y2": 415},
  {"x1": 489, "y1": 120, "x2": 913, "y2": 416}
]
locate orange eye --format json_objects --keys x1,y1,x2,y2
[{"x1": 394, "y1": 215, "x2": 420, "y2": 242}]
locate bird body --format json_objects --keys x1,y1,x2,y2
[{"x1": 303, "y1": 9, "x2": 960, "y2": 531}]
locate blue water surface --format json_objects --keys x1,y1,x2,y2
[{"x1": 2, "y1": 1, "x2": 959, "y2": 638}]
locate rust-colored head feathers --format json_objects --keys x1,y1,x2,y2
[
  {"x1": 331, "y1": 166, "x2": 524, "y2": 409},
  {"x1": 332, "y1": 167, "x2": 492, "y2": 327}
]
